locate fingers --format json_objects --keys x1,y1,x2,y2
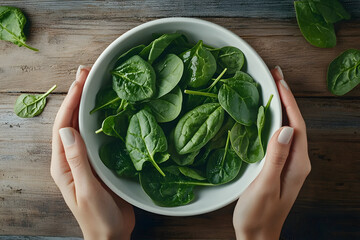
[
  {"x1": 59, "y1": 127, "x2": 95, "y2": 199},
  {"x1": 261, "y1": 127, "x2": 294, "y2": 182},
  {"x1": 271, "y1": 66, "x2": 305, "y2": 130}
]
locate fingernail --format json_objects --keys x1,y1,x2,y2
[
  {"x1": 59, "y1": 128, "x2": 75, "y2": 147},
  {"x1": 68, "y1": 80, "x2": 77, "y2": 92},
  {"x1": 275, "y1": 65, "x2": 284, "y2": 79},
  {"x1": 76, "y1": 65, "x2": 86, "y2": 80},
  {"x1": 278, "y1": 127, "x2": 294, "y2": 144},
  {"x1": 280, "y1": 79, "x2": 289, "y2": 90}
]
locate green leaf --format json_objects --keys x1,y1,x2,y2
[
  {"x1": 139, "y1": 33, "x2": 182, "y2": 64},
  {"x1": 217, "y1": 46, "x2": 245, "y2": 75},
  {"x1": 178, "y1": 166, "x2": 207, "y2": 181},
  {"x1": 146, "y1": 86, "x2": 183, "y2": 123},
  {"x1": 218, "y1": 78, "x2": 260, "y2": 126},
  {"x1": 112, "y1": 55, "x2": 156, "y2": 102},
  {"x1": 327, "y1": 49, "x2": 360, "y2": 96},
  {"x1": 90, "y1": 87, "x2": 121, "y2": 114},
  {"x1": 179, "y1": 40, "x2": 217, "y2": 88},
  {"x1": 99, "y1": 141, "x2": 138, "y2": 178},
  {"x1": 126, "y1": 109, "x2": 167, "y2": 176},
  {"x1": 115, "y1": 44, "x2": 146, "y2": 66},
  {"x1": 311, "y1": 0, "x2": 351, "y2": 23},
  {"x1": 14, "y1": 85, "x2": 56, "y2": 118},
  {"x1": 294, "y1": 0, "x2": 336, "y2": 48},
  {"x1": 153, "y1": 54, "x2": 184, "y2": 98},
  {"x1": 174, "y1": 103, "x2": 225, "y2": 154},
  {"x1": 0, "y1": 6, "x2": 38, "y2": 51}
]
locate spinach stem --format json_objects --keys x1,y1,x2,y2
[
  {"x1": 22, "y1": 42, "x2": 39, "y2": 52},
  {"x1": 95, "y1": 128, "x2": 103, "y2": 134},
  {"x1": 206, "y1": 68, "x2": 227, "y2": 92},
  {"x1": 265, "y1": 94, "x2": 274, "y2": 110},
  {"x1": 41, "y1": 85, "x2": 57, "y2": 99},
  {"x1": 117, "y1": 99, "x2": 127, "y2": 113},
  {"x1": 90, "y1": 97, "x2": 121, "y2": 114},
  {"x1": 221, "y1": 131, "x2": 231, "y2": 167},
  {"x1": 150, "y1": 158, "x2": 166, "y2": 177},
  {"x1": 184, "y1": 90, "x2": 217, "y2": 98}
]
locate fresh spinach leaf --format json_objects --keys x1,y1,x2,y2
[
  {"x1": 218, "y1": 78, "x2": 260, "y2": 126},
  {"x1": 96, "y1": 107, "x2": 135, "y2": 142},
  {"x1": 112, "y1": 55, "x2": 156, "y2": 102},
  {"x1": 230, "y1": 95, "x2": 272, "y2": 163},
  {"x1": 153, "y1": 54, "x2": 184, "y2": 98},
  {"x1": 146, "y1": 86, "x2": 183, "y2": 123},
  {"x1": 99, "y1": 141, "x2": 138, "y2": 178},
  {"x1": 217, "y1": 46, "x2": 245, "y2": 75},
  {"x1": 168, "y1": 130, "x2": 200, "y2": 166},
  {"x1": 179, "y1": 40, "x2": 217, "y2": 88},
  {"x1": 327, "y1": 49, "x2": 360, "y2": 96},
  {"x1": 0, "y1": 6, "x2": 38, "y2": 51},
  {"x1": 90, "y1": 87, "x2": 121, "y2": 114},
  {"x1": 206, "y1": 131, "x2": 242, "y2": 184},
  {"x1": 294, "y1": 0, "x2": 336, "y2": 48},
  {"x1": 14, "y1": 85, "x2": 56, "y2": 118},
  {"x1": 126, "y1": 109, "x2": 167, "y2": 176},
  {"x1": 178, "y1": 166, "x2": 207, "y2": 181},
  {"x1": 311, "y1": 0, "x2": 350, "y2": 24},
  {"x1": 174, "y1": 103, "x2": 225, "y2": 154},
  {"x1": 140, "y1": 165, "x2": 213, "y2": 207},
  {"x1": 139, "y1": 33, "x2": 182, "y2": 64},
  {"x1": 115, "y1": 44, "x2": 146, "y2": 66}
]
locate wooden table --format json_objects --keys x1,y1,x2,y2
[{"x1": 1, "y1": 1, "x2": 359, "y2": 239}]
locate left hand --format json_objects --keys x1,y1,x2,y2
[{"x1": 51, "y1": 66, "x2": 135, "y2": 240}]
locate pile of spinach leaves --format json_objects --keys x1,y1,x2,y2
[{"x1": 92, "y1": 33, "x2": 273, "y2": 207}]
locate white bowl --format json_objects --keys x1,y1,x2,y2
[{"x1": 79, "y1": 17, "x2": 282, "y2": 216}]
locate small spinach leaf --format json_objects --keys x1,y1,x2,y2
[
  {"x1": 179, "y1": 40, "x2": 217, "y2": 88},
  {"x1": 146, "y1": 86, "x2": 183, "y2": 123},
  {"x1": 0, "y1": 6, "x2": 38, "y2": 51},
  {"x1": 217, "y1": 46, "x2": 245, "y2": 75},
  {"x1": 115, "y1": 44, "x2": 146, "y2": 66},
  {"x1": 168, "y1": 130, "x2": 200, "y2": 166},
  {"x1": 14, "y1": 85, "x2": 56, "y2": 118},
  {"x1": 139, "y1": 33, "x2": 182, "y2": 64},
  {"x1": 112, "y1": 55, "x2": 156, "y2": 102},
  {"x1": 327, "y1": 49, "x2": 360, "y2": 96},
  {"x1": 153, "y1": 54, "x2": 184, "y2": 98},
  {"x1": 178, "y1": 166, "x2": 207, "y2": 181},
  {"x1": 174, "y1": 103, "x2": 225, "y2": 154},
  {"x1": 99, "y1": 141, "x2": 138, "y2": 178},
  {"x1": 218, "y1": 79, "x2": 259, "y2": 126},
  {"x1": 90, "y1": 87, "x2": 121, "y2": 114},
  {"x1": 126, "y1": 109, "x2": 167, "y2": 176},
  {"x1": 206, "y1": 131, "x2": 242, "y2": 184}
]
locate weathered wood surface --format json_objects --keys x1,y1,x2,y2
[
  {"x1": 1, "y1": 0, "x2": 360, "y2": 239},
  {"x1": 0, "y1": 17, "x2": 360, "y2": 97},
  {"x1": 1, "y1": 94, "x2": 359, "y2": 239}
]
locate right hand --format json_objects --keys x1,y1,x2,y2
[{"x1": 232, "y1": 66, "x2": 311, "y2": 240}]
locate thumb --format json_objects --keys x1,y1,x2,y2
[
  {"x1": 261, "y1": 126, "x2": 294, "y2": 181},
  {"x1": 59, "y1": 127, "x2": 95, "y2": 188}
]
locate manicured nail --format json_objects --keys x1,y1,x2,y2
[
  {"x1": 76, "y1": 65, "x2": 86, "y2": 80},
  {"x1": 275, "y1": 65, "x2": 284, "y2": 79},
  {"x1": 68, "y1": 80, "x2": 77, "y2": 92},
  {"x1": 278, "y1": 127, "x2": 294, "y2": 144},
  {"x1": 280, "y1": 79, "x2": 289, "y2": 90},
  {"x1": 59, "y1": 128, "x2": 75, "y2": 147}
]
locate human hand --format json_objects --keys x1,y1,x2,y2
[
  {"x1": 51, "y1": 66, "x2": 135, "y2": 240},
  {"x1": 232, "y1": 66, "x2": 311, "y2": 240}
]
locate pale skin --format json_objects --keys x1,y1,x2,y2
[{"x1": 51, "y1": 65, "x2": 310, "y2": 239}]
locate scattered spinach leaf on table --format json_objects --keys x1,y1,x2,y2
[
  {"x1": 14, "y1": 85, "x2": 56, "y2": 118},
  {"x1": 327, "y1": 49, "x2": 360, "y2": 96},
  {"x1": 0, "y1": 6, "x2": 38, "y2": 51}
]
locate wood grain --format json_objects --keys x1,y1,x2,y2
[
  {"x1": 1, "y1": 94, "x2": 359, "y2": 238},
  {"x1": 0, "y1": 16, "x2": 359, "y2": 96}
]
